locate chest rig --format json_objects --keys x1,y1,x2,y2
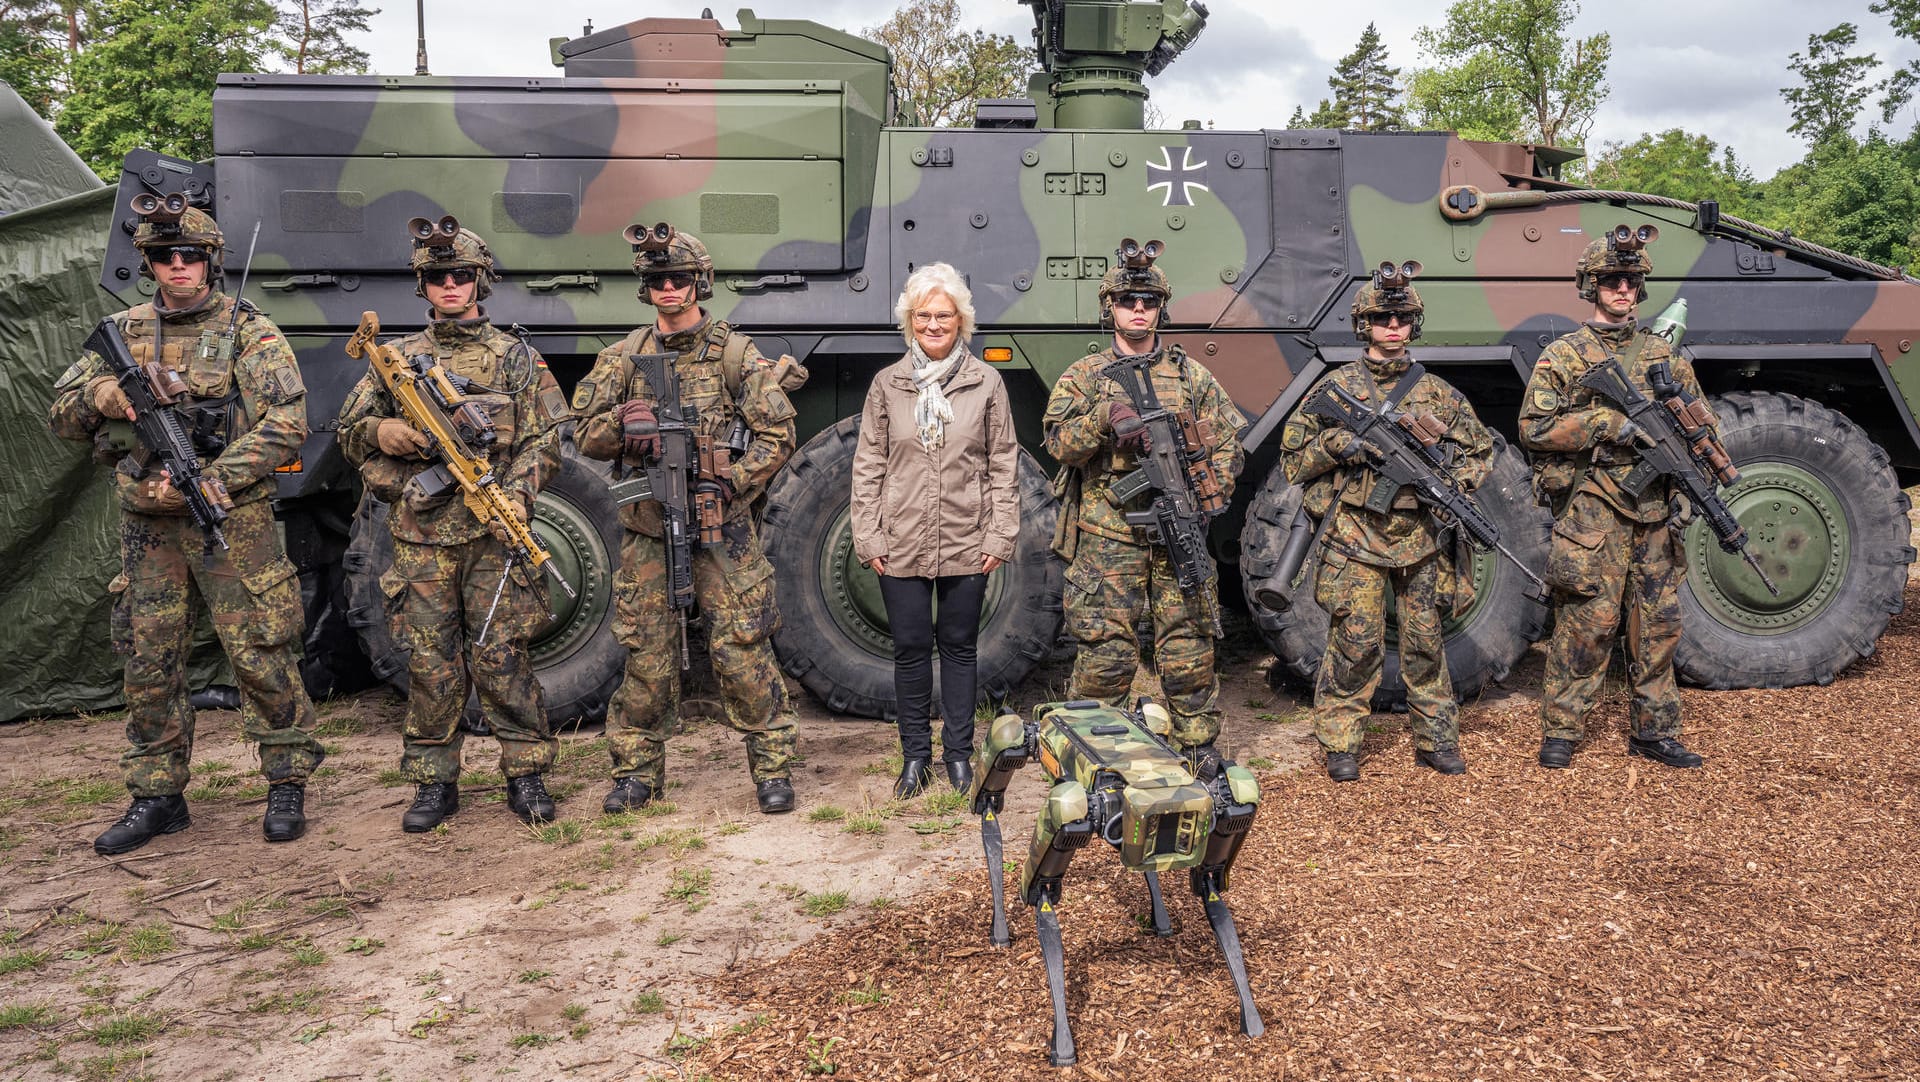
[
  {"x1": 120, "y1": 296, "x2": 252, "y2": 465},
  {"x1": 620, "y1": 320, "x2": 747, "y2": 439}
]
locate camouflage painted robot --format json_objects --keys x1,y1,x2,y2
[
  {"x1": 48, "y1": 196, "x2": 325, "y2": 854},
  {"x1": 1520, "y1": 226, "x2": 1712, "y2": 770},
  {"x1": 337, "y1": 217, "x2": 570, "y2": 830},
  {"x1": 967, "y1": 700, "x2": 1264, "y2": 1066},
  {"x1": 572, "y1": 223, "x2": 808, "y2": 815},
  {"x1": 1279, "y1": 262, "x2": 1495, "y2": 781},
  {"x1": 1042, "y1": 238, "x2": 1246, "y2": 768}
]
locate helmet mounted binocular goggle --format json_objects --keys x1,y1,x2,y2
[
  {"x1": 1605, "y1": 223, "x2": 1659, "y2": 266},
  {"x1": 1371, "y1": 259, "x2": 1422, "y2": 307},
  {"x1": 407, "y1": 214, "x2": 463, "y2": 261},
  {"x1": 1115, "y1": 237, "x2": 1165, "y2": 286},
  {"x1": 129, "y1": 191, "x2": 191, "y2": 237},
  {"x1": 624, "y1": 221, "x2": 677, "y2": 266}
]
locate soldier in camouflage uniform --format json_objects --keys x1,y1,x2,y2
[
  {"x1": 1279, "y1": 266, "x2": 1493, "y2": 781},
  {"x1": 1520, "y1": 227, "x2": 1707, "y2": 770},
  {"x1": 572, "y1": 225, "x2": 806, "y2": 814},
  {"x1": 337, "y1": 222, "x2": 569, "y2": 830},
  {"x1": 1042, "y1": 239, "x2": 1245, "y2": 769},
  {"x1": 49, "y1": 204, "x2": 325, "y2": 855}
]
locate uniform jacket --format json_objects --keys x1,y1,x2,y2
[
  {"x1": 850, "y1": 348, "x2": 1019, "y2": 577},
  {"x1": 1042, "y1": 343, "x2": 1246, "y2": 545},
  {"x1": 49, "y1": 290, "x2": 308, "y2": 515},
  {"x1": 337, "y1": 312, "x2": 568, "y2": 546},
  {"x1": 1519, "y1": 321, "x2": 1713, "y2": 525},
  {"x1": 1280, "y1": 354, "x2": 1494, "y2": 567},
  {"x1": 572, "y1": 314, "x2": 801, "y2": 538}
]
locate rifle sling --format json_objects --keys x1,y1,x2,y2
[
  {"x1": 1357, "y1": 361, "x2": 1424, "y2": 514},
  {"x1": 1559, "y1": 332, "x2": 1650, "y2": 515}
]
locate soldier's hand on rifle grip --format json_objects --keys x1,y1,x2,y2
[
  {"x1": 1605, "y1": 417, "x2": 1647, "y2": 447},
  {"x1": 1323, "y1": 427, "x2": 1375, "y2": 465},
  {"x1": 617, "y1": 399, "x2": 661, "y2": 459},
  {"x1": 487, "y1": 496, "x2": 531, "y2": 546},
  {"x1": 148, "y1": 476, "x2": 187, "y2": 512},
  {"x1": 88, "y1": 376, "x2": 135, "y2": 422},
  {"x1": 1108, "y1": 402, "x2": 1150, "y2": 452},
  {"x1": 375, "y1": 417, "x2": 431, "y2": 457}
]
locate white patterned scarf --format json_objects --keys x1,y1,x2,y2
[{"x1": 907, "y1": 339, "x2": 965, "y2": 451}]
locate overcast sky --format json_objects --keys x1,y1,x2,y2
[{"x1": 360, "y1": 1, "x2": 1920, "y2": 178}]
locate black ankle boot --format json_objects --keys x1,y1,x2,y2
[
  {"x1": 1539, "y1": 737, "x2": 1576, "y2": 769},
  {"x1": 1415, "y1": 747, "x2": 1467, "y2": 775},
  {"x1": 402, "y1": 782, "x2": 459, "y2": 833},
  {"x1": 1325, "y1": 751, "x2": 1359, "y2": 783},
  {"x1": 94, "y1": 795, "x2": 190, "y2": 856},
  {"x1": 1628, "y1": 733, "x2": 1704, "y2": 769},
  {"x1": 944, "y1": 758, "x2": 973, "y2": 792},
  {"x1": 894, "y1": 758, "x2": 932, "y2": 799},
  {"x1": 262, "y1": 782, "x2": 308, "y2": 842},
  {"x1": 756, "y1": 777, "x2": 795, "y2": 814},
  {"x1": 507, "y1": 774, "x2": 556, "y2": 824},
  {"x1": 602, "y1": 776, "x2": 654, "y2": 813}
]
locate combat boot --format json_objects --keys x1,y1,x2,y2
[
  {"x1": 756, "y1": 777, "x2": 795, "y2": 814},
  {"x1": 893, "y1": 758, "x2": 931, "y2": 800},
  {"x1": 1325, "y1": 751, "x2": 1359, "y2": 783},
  {"x1": 1627, "y1": 734, "x2": 1704, "y2": 769},
  {"x1": 262, "y1": 782, "x2": 308, "y2": 843},
  {"x1": 1538, "y1": 737, "x2": 1576, "y2": 769},
  {"x1": 944, "y1": 758, "x2": 974, "y2": 792},
  {"x1": 94, "y1": 795, "x2": 190, "y2": 856},
  {"x1": 402, "y1": 782, "x2": 459, "y2": 833},
  {"x1": 602, "y1": 776, "x2": 654, "y2": 814},
  {"x1": 1415, "y1": 747, "x2": 1468, "y2": 775},
  {"x1": 506, "y1": 774, "x2": 556, "y2": 824}
]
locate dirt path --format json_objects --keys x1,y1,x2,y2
[{"x1": 0, "y1": 630, "x2": 1307, "y2": 1081}]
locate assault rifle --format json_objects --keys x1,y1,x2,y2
[
  {"x1": 1576, "y1": 355, "x2": 1780, "y2": 596},
  {"x1": 1101, "y1": 352, "x2": 1228, "y2": 637},
  {"x1": 614, "y1": 353, "x2": 747, "y2": 669},
  {"x1": 343, "y1": 310, "x2": 575, "y2": 643},
  {"x1": 83, "y1": 317, "x2": 230, "y2": 549},
  {"x1": 1303, "y1": 381, "x2": 1546, "y2": 597}
]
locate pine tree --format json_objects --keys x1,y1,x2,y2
[{"x1": 1328, "y1": 23, "x2": 1407, "y2": 131}]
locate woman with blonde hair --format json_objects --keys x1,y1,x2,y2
[{"x1": 851, "y1": 263, "x2": 1019, "y2": 798}]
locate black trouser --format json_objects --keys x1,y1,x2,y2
[{"x1": 877, "y1": 573, "x2": 988, "y2": 762}]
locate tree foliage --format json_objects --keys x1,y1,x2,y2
[
  {"x1": 0, "y1": 0, "x2": 83, "y2": 115},
  {"x1": 275, "y1": 0, "x2": 375, "y2": 75},
  {"x1": 1288, "y1": 99, "x2": 1340, "y2": 129},
  {"x1": 865, "y1": 0, "x2": 1030, "y2": 128},
  {"x1": 1763, "y1": 134, "x2": 1920, "y2": 268},
  {"x1": 1327, "y1": 23, "x2": 1407, "y2": 131},
  {"x1": 1406, "y1": 0, "x2": 1610, "y2": 147},
  {"x1": 1781, "y1": 23, "x2": 1884, "y2": 148},
  {"x1": 1586, "y1": 129, "x2": 1758, "y2": 216},
  {"x1": 1869, "y1": 0, "x2": 1920, "y2": 124}
]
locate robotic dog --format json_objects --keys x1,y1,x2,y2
[{"x1": 968, "y1": 700, "x2": 1264, "y2": 1066}]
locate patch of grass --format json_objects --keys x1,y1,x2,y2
[
  {"x1": 88, "y1": 1009, "x2": 163, "y2": 1045},
  {"x1": 664, "y1": 1032, "x2": 708, "y2": 1061},
  {"x1": 714, "y1": 821, "x2": 747, "y2": 836},
  {"x1": 1246, "y1": 756, "x2": 1276, "y2": 770},
  {"x1": 61, "y1": 779, "x2": 122, "y2": 806},
  {"x1": 664, "y1": 867, "x2": 711, "y2": 909},
  {"x1": 551, "y1": 879, "x2": 589, "y2": 893},
  {"x1": 561, "y1": 1002, "x2": 587, "y2": 1022},
  {"x1": 305, "y1": 896, "x2": 352, "y2": 918},
  {"x1": 655, "y1": 931, "x2": 684, "y2": 947},
  {"x1": 800, "y1": 890, "x2": 851, "y2": 917},
  {"x1": 0, "y1": 1002, "x2": 58, "y2": 1029},
  {"x1": 0, "y1": 948, "x2": 51, "y2": 975},
  {"x1": 342, "y1": 937, "x2": 383, "y2": 955},
  {"x1": 842, "y1": 813, "x2": 886, "y2": 836},
  {"x1": 285, "y1": 939, "x2": 326, "y2": 966},
  {"x1": 807, "y1": 805, "x2": 846, "y2": 823},
  {"x1": 531, "y1": 819, "x2": 585, "y2": 845},
  {"x1": 805, "y1": 1034, "x2": 843, "y2": 1075},
  {"x1": 211, "y1": 898, "x2": 261, "y2": 932},
  {"x1": 407, "y1": 1008, "x2": 453, "y2": 1038},
  {"x1": 839, "y1": 978, "x2": 891, "y2": 1006},
  {"x1": 726, "y1": 1013, "x2": 769, "y2": 1035},
  {"x1": 627, "y1": 991, "x2": 666, "y2": 1015},
  {"x1": 515, "y1": 969, "x2": 551, "y2": 983},
  {"x1": 868, "y1": 896, "x2": 898, "y2": 911},
  {"x1": 247, "y1": 989, "x2": 325, "y2": 1014},
  {"x1": 70, "y1": 922, "x2": 122, "y2": 958},
  {"x1": 920, "y1": 789, "x2": 968, "y2": 815},
  {"x1": 571, "y1": 1022, "x2": 591, "y2": 1039},
  {"x1": 636, "y1": 828, "x2": 705, "y2": 856},
  {"x1": 594, "y1": 811, "x2": 641, "y2": 831},
  {"x1": 509, "y1": 1033, "x2": 552, "y2": 1049},
  {"x1": 120, "y1": 924, "x2": 174, "y2": 961},
  {"x1": 236, "y1": 932, "x2": 278, "y2": 951},
  {"x1": 312, "y1": 713, "x2": 366, "y2": 738},
  {"x1": 909, "y1": 816, "x2": 961, "y2": 835},
  {"x1": 413, "y1": 970, "x2": 443, "y2": 986},
  {"x1": 634, "y1": 800, "x2": 678, "y2": 818},
  {"x1": 295, "y1": 1022, "x2": 334, "y2": 1044}
]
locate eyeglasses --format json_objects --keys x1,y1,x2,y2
[
  {"x1": 1115, "y1": 292, "x2": 1163, "y2": 311},
  {"x1": 424, "y1": 267, "x2": 478, "y2": 286},
  {"x1": 911, "y1": 310, "x2": 958, "y2": 327},
  {"x1": 1597, "y1": 273, "x2": 1644, "y2": 292},
  {"x1": 1366, "y1": 311, "x2": 1414, "y2": 327},
  {"x1": 644, "y1": 271, "x2": 696, "y2": 292},
  {"x1": 148, "y1": 246, "x2": 210, "y2": 266}
]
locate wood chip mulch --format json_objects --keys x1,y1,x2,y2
[{"x1": 694, "y1": 590, "x2": 1920, "y2": 1080}]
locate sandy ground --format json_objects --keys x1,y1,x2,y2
[{"x1": 0, "y1": 625, "x2": 1310, "y2": 1082}]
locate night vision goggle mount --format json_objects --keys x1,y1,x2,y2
[
  {"x1": 1371, "y1": 258, "x2": 1423, "y2": 307},
  {"x1": 407, "y1": 214, "x2": 463, "y2": 262},
  {"x1": 129, "y1": 192, "x2": 190, "y2": 237},
  {"x1": 1606, "y1": 223, "x2": 1659, "y2": 267},
  {"x1": 624, "y1": 221, "x2": 676, "y2": 267},
  {"x1": 1115, "y1": 236, "x2": 1165, "y2": 286}
]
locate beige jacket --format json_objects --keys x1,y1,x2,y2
[{"x1": 851, "y1": 350, "x2": 1019, "y2": 577}]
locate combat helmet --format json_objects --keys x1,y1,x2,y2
[
  {"x1": 1350, "y1": 259, "x2": 1424, "y2": 342},
  {"x1": 1576, "y1": 223, "x2": 1659, "y2": 302},
  {"x1": 406, "y1": 214, "x2": 498, "y2": 301},
  {"x1": 130, "y1": 193, "x2": 226, "y2": 286},
  {"x1": 1097, "y1": 237, "x2": 1172, "y2": 337},
  {"x1": 626, "y1": 222, "x2": 713, "y2": 314}
]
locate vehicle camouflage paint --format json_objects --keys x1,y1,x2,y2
[{"x1": 53, "y1": 1, "x2": 1920, "y2": 722}]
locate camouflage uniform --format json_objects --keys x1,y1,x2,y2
[
  {"x1": 1520, "y1": 320, "x2": 1703, "y2": 742},
  {"x1": 48, "y1": 290, "x2": 324, "y2": 797},
  {"x1": 1043, "y1": 345, "x2": 1245, "y2": 750},
  {"x1": 1280, "y1": 356, "x2": 1494, "y2": 754},
  {"x1": 572, "y1": 316, "x2": 802, "y2": 788},
  {"x1": 337, "y1": 313, "x2": 569, "y2": 783}
]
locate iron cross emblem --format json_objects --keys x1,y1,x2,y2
[{"x1": 1146, "y1": 145, "x2": 1210, "y2": 207}]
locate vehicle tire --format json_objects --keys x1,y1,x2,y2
[
  {"x1": 1675, "y1": 391, "x2": 1914, "y2": 688},
  {"x1": 1240, "y1": 438, "x2": 1549, "y2": 706},
  {"x1": 761, "y1": 416, "x2": 1063, "y2": 719},
  {"x1": 341, "y1": 446, "x2": 626, "y2": 727}
]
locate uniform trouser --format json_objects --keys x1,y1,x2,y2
[
  {"x1": 390, "y1": 535, "x2": 556, "y2": 784},
  {"x1": 1062, "y1": 531, "x2": 1221, "y2": 749},
  {"x1": 1539, "y1": 491, "x2": 1685, "y2": 742},
  {"x1": 876, "y1": 572, "x2": 987, "y2": 762},
  {"x1": 606, "y1": 523, "x2": 797, "y2": 786},
  {"x1": 117, "y1": 500, "x2": 324, "y2": 797},
  {"x1": 1311, "y1": 549, "x2": 1457, "y2": 754}
]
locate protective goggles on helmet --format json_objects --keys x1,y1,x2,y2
[
  {"x1": 147, "y1": 245, "x2": 211, "y2": 266},
  {"x1": 1595, "y1": 272, "x2": 1645, "y2": 293},
  {"x1": 1113, "y1": 291, "x2": 1164, "y2": 311},
  {"x1": 423, "y1": 267, "x2": 479, "y2": 286},
  {"x1": 643, "y1": 271, "x2": 697, "y2": 292}
]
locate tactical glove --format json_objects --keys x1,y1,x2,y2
[
  {"x1": 376, "y1": 418, "x2": 431, "y2": 457},
  {"x1": 146, "y1": 475, "x2": 187, "y2": 512},
  {"x1": 488, "y1": 497, "x2": 531, "y2": 546},
  {"x1": 1323, "y1": 428, "x2": 1376, "y2": 465},
  {"x1": 89, "y1": 376, "x2": 133, "y2": 421},
  {"x1": 1606, "y1": 418, "x2": 1645, "y2": 446},
  {"x1": 617, "y1": 399, "x2": 661, "y2": 459},
  {"x1": 1108, "y1": 402, "x2": 1150, "y2": 453}
]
